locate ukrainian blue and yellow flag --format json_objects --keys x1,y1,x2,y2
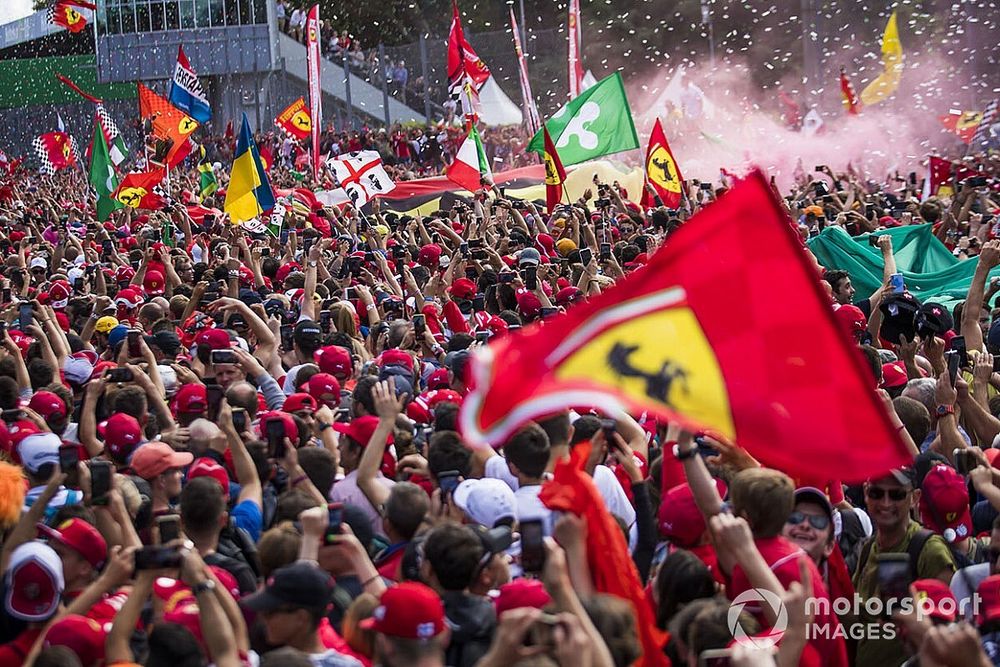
[{"x1": 224, "y1": 113, "x2": 275, "y2": 223}]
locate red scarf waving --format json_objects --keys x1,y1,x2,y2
[{"x1": 539, "y1": 440, "x2": 669, "y2": 667}]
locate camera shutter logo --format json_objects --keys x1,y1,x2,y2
[{"x1": 727, "y1": 588, "x2": 787, "y2": 648}]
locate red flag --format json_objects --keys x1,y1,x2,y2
[
  {"x1": 259, "y1": 146, "x2": 273, "y2": 173},
  {"x1": 275, "y1": 97, "x2": 311, "y2": 141},
  {"x1": 305, "y1": 4, "x2": 322, "y2": 178},
  {"x1": 49, "y1": 1, "x2": 94, "y2": 33},
  {"x1": 33, "y1": 132, "x2": 77, "y2": 175},
  {"x1": 458, "y1": 171, "x2": 911, "y2": 483},
  {"x1": 640, "y1": 118, "x2": 683, "y2": 209},
  {"x1": 567, "y1": 0, "x2": 584, "y2": 98},
  {"x1": 542, "y1": 126, "x2": 566, "y2": 213},
  {"x1": 777, "y1": 89, "x2": 801, "y2": 128},
  {"x1": 938, "y1": 111, "x2": 982, "y2": 145},
  {"x1": 138, "y1": 83, "x2": 198, "y2": 168},
  {"x1": 224, "y1": 119, "x2": 234, "y2": 141},
  {"x1": 55, "y1": 73, "x2": 102, "y2": 104},
  {"x1": 541, "y1": 442, "x2": 668, "y2": 667},
  {"x1": 447, "y1": 0, "x2": 490, "y2": 96},
  {"x1": 923, "y1": 156, "x2": 954, "y2": 200},
  {"x1": 113, "y1": 169, "x2": 166, "y2": 211},
  {"x1": 839, "y1": 68, "x2": 861, "y2": 115}
]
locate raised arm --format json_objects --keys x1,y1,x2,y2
[
  {"x1": 357, "y1": 379, "x2": 402, "y2": 511},
  {"x1": 962, "y1": 240, "x2": 1000, "y2": 353}
]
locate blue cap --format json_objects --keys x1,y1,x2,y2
[{"x1": 108, "y1": 325, "x2": 129, "y2": 349}]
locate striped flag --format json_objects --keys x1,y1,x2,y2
[
  {"x1": 446, "y1": 126, "x2": 492, "y2": 192},
  {"x1": 96, "y1": 105, "x2": 128, "y2": 168},
  {"x1": 972, "y1": 99, "x2": 998, "y2": 149}
]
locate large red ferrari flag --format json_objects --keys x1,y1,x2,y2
[{"x1": 459, "y1": 171, "x2": 911, "y2": 483}]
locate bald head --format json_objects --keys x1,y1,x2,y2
[
  {"x1": 226, "y1": 381, "x2": 260, "y2": 418},
  {"x1": 188, "y1": 418, "x2": 224, "y2": 457}
]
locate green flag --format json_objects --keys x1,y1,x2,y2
[
  {"x1": 88, "y1": 122, "x2": 123, "y2": 222},
  {"x1": 527, "y1": 72, "x2": 639, "y2": 166},
  {"x1": 198, "y1": 162, "x2": 218, "y2": 200}
]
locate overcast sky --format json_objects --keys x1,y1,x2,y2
[{"x1": 0, "y1": 1, "x2": 33, "y2": 27}]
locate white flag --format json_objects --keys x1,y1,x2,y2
[
  {"x1": 801, "y1": 109, "x2": 824, "y2": 137},
  {"x1": 316, "y1": 151, "x2": 396, "y2": 208}
]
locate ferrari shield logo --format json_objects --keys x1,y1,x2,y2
[
  {"x1": 117, "y1": 186, "x2": 148, "y2": 208},
  {"x1": 647, "y1": 146, "x2": 681, "y2": 194},
  {"x1": 550, "y1": 288, "x2": 735, "y2": 438},
  {"x1": 292, "y1": 111, "x2": 311, "y2": 132}
]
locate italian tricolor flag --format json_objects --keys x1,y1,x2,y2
[{"x1": 447, "y1": 126, "x2": 493, "y2": 192}]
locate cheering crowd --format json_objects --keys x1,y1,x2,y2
[{"x1": 0, "y1": 142, "x2": 997, "y2": 667}]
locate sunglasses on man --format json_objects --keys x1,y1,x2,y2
[{"x1": 866, "y1": 486, "x2": 909, "y2": 501}]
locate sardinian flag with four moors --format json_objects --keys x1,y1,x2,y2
[{"x1": 318, "y1": 151, "x2": 396, "y2": 208}]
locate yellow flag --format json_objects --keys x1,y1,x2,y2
[{"x1": 860, "y1": 11, "x2": 903, "y2": 106}]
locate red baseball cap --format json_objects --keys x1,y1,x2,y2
[
  {"x1": 98, "y1": 413, "x2": 143, "y2": 460},
  {"x1": 379, "y1": 348, "x2": 414, "y2": 372},
  {"x1": 143, "y1": 269, "x2": 166, "y2": 296},
  {"x1": 919, "y1": 464, "x2": 973, "y2": 542},
  {"x1": 284, "y1": 393, "x2": 318, "y2": 414},
  {"x1": 979, "y1": 575, "x2": 1000, "y2": 625},
  {"x1": 659, "y1": 480, "x2": 727, "y2": 547},
  {"x1": 187, "y1": 457, "x2": 229, "y2": 492},
  {"x1": 306, "y1": 373, "x2": 341, "y2": 404},
  {"x1": 174, "y1": 383, "x2": 208, "y2": 415},
  {"x1": 38, "y1": 518, "x2": 108, "y2": 570},
  {"x1": 449, "y1": 278, "x2": 477, "y2": 301},
  {"x1": 426, "y1": 368, "x2": 450, "y2": 390},
  {"x1": 44, "y1": 613, "x2": 106, "y2": 665},
  {"x1": 333, "y1": 415, "x2": 392, "y2": 447},
  {"x1": 361, "y1": 582, "x2": 446, "y2": 639},
  {"x1": 516, "y1": 291, "x2": 541, "y2": 320},
  {"x1": 196, "y1": 328, "x2": 231, "y2": 351},
  {"x1": 28, "y1": 391, "x2": 66, "y2": 421},
  {"x1": 833, "y1": 304, "x2": 867, "y2": 338},
  {"x1": 417, "y1": 244, "x2": 442, "y2": 267},
  {"x1": 881, "y1": 361, "x2": 908, "y2": 389},
  {"x1": 555, "y1": 286, "x2": 583, "y2": 307},
  {"x1": 494, "y1": 579, "x2": 552, "y2": 618},
  {"x1": 130, "y1": 441, "x2": 194, "y2": 480},
  {"x1": 912, "y1": 579, "x2": 959, "y2": 623},
  {"x1": 316, "y1": 345, "x2": 353, "y2": 379}
]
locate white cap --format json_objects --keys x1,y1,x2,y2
[
  {"x1": 29, "y1": 257, "x2": 46, "y2": 269},
  {"x1": 4, "y1": 541, "x2": 64, "y2": 622},
  {"x1": 453, "y1": 478, "x2": 517, "y2": 529},
  {"x1": 17, "y1": 433, "x2": 61, "y2": 473}
]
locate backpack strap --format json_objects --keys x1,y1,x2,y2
[
  {"x1": 906, "y1": 529, "x2": 934, "y2": 581},
  {"x1": 859, "y1": 528, "x2": 934, "y2": 583}
]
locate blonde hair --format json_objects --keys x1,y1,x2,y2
[{"x1": 729, "y1": 468, "x2": 794, "y2": 538}]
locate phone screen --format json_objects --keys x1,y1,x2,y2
[
  {"x1": 205, "y1": 383, "x2": 223, "y2": 423},
  {"x1": 324, "y1": 503, "x2": 343, "y2": 545},
  {"x1": 519, "y1": 519, "x2": 546, "y2": 573},
  {"x1": 877, "y1": 554, "x2": 911, "y2": 609},
  {"x1": 524, "y1": 266, "x2": 538, "y2": 290},
  {"x1": 157, "y1": 515, "x2": 181, "y2": 544},
  {"x1": 59, "y1": 446, "x2": 80, "y2": 489},
  {"x1": 579, "y1": 247, "x2": 593, "y2": 266},
  {"x1": 90, "y1": 461, "x2": 112, "y2": 504},
  {"x1": 413, "y1": 314, "x2": 426, "y2": 337},
  {"x1": 134, "y1": 546, "x2": 182, "y2": 570},
  {"x1": 127, "y1": 330, "x2": 141, "y2": 358},
  {"x1": 18, "y1": 304, "x2": 32, "y2": 331},
  {"x1": 266, "y1": 419, "x2": 286, "y2": 459},
  {"x1": 438, "y1": 470, "x2": 461, "y2": 497}
]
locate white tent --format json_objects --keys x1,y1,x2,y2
[
  {"x1": 581, "y1": 70, "x2": 598, "y2": 91},
  {"x1": 645, "y1": 65, "x2": 716, "y2": 121},
  {"x1": 477, "y1": 76, "x2": 523, "y2": 126}
]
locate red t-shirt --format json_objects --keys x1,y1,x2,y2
[
  {"x1": 0, "y1": 627, "x2": 43, "y2": 664},
  {"x1": 729, "y1": 536, "x2": 847, "y2": 667},
  {"x1": 375, "y1": 545, "x2": 406, "y2": 582}
]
